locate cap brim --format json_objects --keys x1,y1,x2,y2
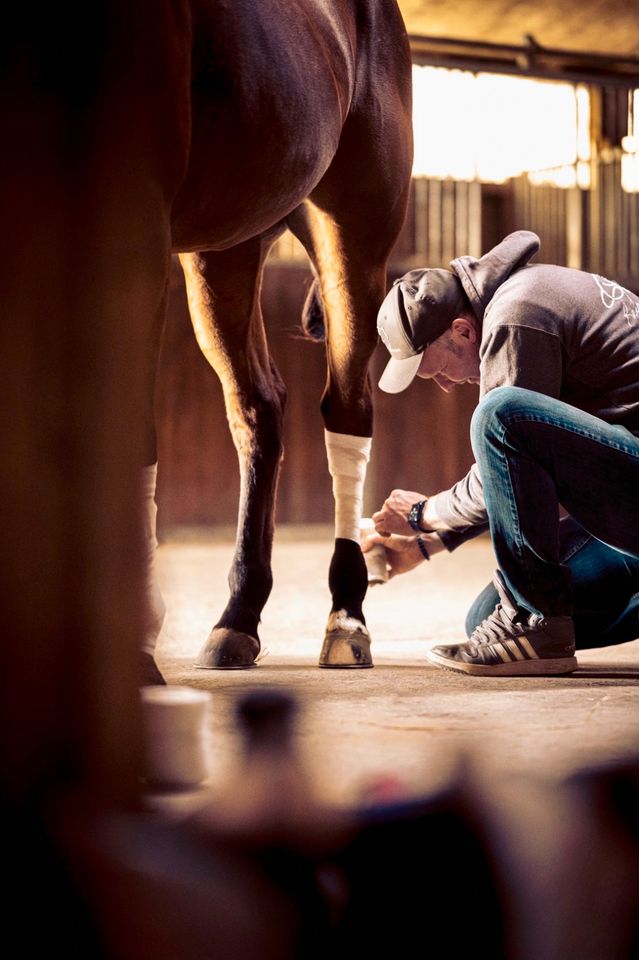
[{"x1": 377, "y1": 352, "x2": 423, "y2": 394}]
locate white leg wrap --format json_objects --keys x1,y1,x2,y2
[
  {"x1": 141, "y1": 463, "x2": 166, "y2": 654},
  {"x1": 325, "y1": 430, "x2": 372, "y2": 542}
]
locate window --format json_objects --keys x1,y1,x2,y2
[{"x1": 412, "y1": 66, "x2": 590, "y2": 187}]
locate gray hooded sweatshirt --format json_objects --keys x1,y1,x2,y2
[{"x1": 430, "y1": 230, "x2": 639, "y2": 550}]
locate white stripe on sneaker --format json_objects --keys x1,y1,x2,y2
[
  {"x1": 494, "y1": 642, "x2": 512, "y2": 663},
  {"x1": 517, "y1": 635, "x2": 538, "y2": 659},
  {"x1": 506, "y1": 640, "x2": 526, "y2": 661}
]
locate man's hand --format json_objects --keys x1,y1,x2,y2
[
  {"x1": 362, "y1": 531, "x2": 444, "y2": 578},
  {"x1": 372, "y1": 489, "x2": 428, "y2": 535}
]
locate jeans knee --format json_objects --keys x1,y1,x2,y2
[{"x1": 471, "y1": 386, "x2": 527, "y2": 453}]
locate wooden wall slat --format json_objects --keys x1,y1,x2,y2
[{"x1": 512, "y1": 154, "x2": 638, "y2": 290}]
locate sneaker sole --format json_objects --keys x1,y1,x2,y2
[{"x1": 425, "y1": 649, "x2": 578, "y2": 677}]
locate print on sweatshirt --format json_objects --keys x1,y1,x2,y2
[{"x1": 592, "y1": 274, "x2": 639, "y2": 326}]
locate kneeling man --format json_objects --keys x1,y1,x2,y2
[{"x1": 370, "y1": 231, "x2": 639, "y2": 676}]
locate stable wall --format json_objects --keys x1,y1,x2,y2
[
  {"x1": 156, "y1": 260, "x2": 477, "y2": 530},
  {"x1": 156, "y1": 163, "x2": 639, "y2": 531}
]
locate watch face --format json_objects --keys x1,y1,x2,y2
[{"x1": 408, "y1": 500, "x2": 424, "y2": 530}]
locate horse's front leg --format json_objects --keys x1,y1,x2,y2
[
  {"x1": 289, "y1": 124, "x2": 412, "y2": 666},
  {"x1": 180, "y1": 241, "x2": 286, "y2": 668},
  {"x1": 322, "y1": 425, "x2": 374, "y2": 667},
  {"x1": 290, "y1": 211, "x2": 387, "y2": 667},
  {"x1": 318, "y1": 273, "x2": 387, "y2": 668}
]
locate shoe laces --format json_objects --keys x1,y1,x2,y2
[{"x1": 471, "y1": 603, "x2": 526, "y2": 647}]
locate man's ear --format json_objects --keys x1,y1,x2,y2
[{"x1": 451, "y1": 317, "x2": 477, "y2": 343}]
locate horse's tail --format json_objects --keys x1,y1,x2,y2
[{"x1": 301, "y1": 278, "x2": 325, "y2": 341}]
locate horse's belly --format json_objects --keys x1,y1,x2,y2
[
  {"x1": 169, "y1": 0, "x2": 355, "y2": 251},
  {"x1": 169, "y1": 137, "x2": 336, "y2": 252}
]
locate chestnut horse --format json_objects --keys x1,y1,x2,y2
[
  {"x1": 5, "y1": 0, "x2": 414, "y2": 690},
  {"x1": 143, "y1": 0, "x2": 414, "y2": 674}
]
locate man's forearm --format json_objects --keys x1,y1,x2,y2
[
  {"x1": 421, "y1": 491, "x2": 489, "y2": 551},
  {"x1": 425, "y1": 463, "x2": 487, "y2": 532},
  {"x1": 373, "y1": 464, "x2": 488, "y2": 543}
]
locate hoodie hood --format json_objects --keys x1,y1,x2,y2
[{"x1": 450, "y1": 231, "x2": 540, "y2": 321}]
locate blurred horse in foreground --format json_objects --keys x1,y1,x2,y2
[
  {"x1": 1, "y1": 3, "x2": 412, "y2": 946},
  {"x1": 0, "y1": 0, "x2": 411, "y2": 957}
]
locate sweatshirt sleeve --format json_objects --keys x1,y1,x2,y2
[
  {"x1": 432, "y1": 463, "x2": 488, "y2": 550},
  {"x1": 429, "y1": 324, "x2": 563, "y2": 550},
  {"x1": 430, "y1": 463, "x2": 489, "y2": 550}
]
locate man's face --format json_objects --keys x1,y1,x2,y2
[{"x1": 416, "y1": 318, "x2": 481, "y2": 393}]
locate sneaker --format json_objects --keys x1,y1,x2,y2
[{"x1": 426, "y1": 572, "x2": 577, "y2": 676}]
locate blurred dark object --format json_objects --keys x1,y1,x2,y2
[
  {"x1": 190, "y1": 689, "x2": 507, "y2": 959},
  {"x1": 237, "y1": 688, "x2": 297, "y2": 746},
  {"x1": 193, "y1": 689, "x2": 348, "y2": 848},
  {"x1": 559, "y1": 757, "x2": 639, "y2": 960},
  {"x1": 140, "y1": 651, "x2": 167, "y2": 686},
  {"x1": 188, "y1": 688, "x2": 349, "y2": 957},
  {"x1": 333, "y1": 789, "x2": 507, "y2": 959},
  {"x1": 3, "y1": 800, "x2": 105, "y2": 960},
  {"x1": 71, "y1": 808, "x2": 300, "y2": 960}
]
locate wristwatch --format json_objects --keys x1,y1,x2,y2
[{"x1": 407, "y1": 498, "x2": 427, "y2": 532}]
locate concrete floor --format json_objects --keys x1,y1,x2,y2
[
  {"x1": 153, "y1": 528, "x2": 639, "y2": 807},
  {"x1": 145, "y1": 529, "x2": 639, "y2": 959}
]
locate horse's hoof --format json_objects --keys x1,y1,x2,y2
[
  {"x1": 319, "y1": 610, "x2": 373, "y2": 668},
  {"x1": 195, "y1": 628, "x2": 260, "y2": 670},
  {"x1": 140, "y1": 651, "x2": 167, "y2": 686}
]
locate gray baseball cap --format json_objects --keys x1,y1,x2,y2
[{"x1": 377, "y1": 269, "x2": 467, "y2": 393}]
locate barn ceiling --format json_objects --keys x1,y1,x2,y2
[{"x1": 398, "y1": 0, "x2": 639, "y2": 58}]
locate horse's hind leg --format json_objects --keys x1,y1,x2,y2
[{"x1": 180, "y1": 239, "x2": 286, "y2": 668}]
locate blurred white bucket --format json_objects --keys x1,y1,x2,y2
[{"x1": 141, "y1": 685, "x2": 213, "y2": 788}]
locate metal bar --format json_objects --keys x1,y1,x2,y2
[
  {"x1": 441, "y1": 179, "x2": 455, "y2": 264},
  {"x1": 409, "y1": 34, "x2": 639, "y2": 88},
  {"x1": 428, "y1": 178, "x2": 442, "y2": 264},
  {"x1": 455, "y1": 181, "x2": 469, "y2": 257},
  {"x1": 414, "y1": 177, "x2": 428, "y2": 258},
  {"x1": 468, "y1": 181, "x2": 482, "y2": 257}
]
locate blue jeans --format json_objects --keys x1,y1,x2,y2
[
  {"x1": 467, "y1": 387, "x2": 639, "y2": 643},
  {"x1": 467, "y1": 517, "x2": 639, "y2": 648}
]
